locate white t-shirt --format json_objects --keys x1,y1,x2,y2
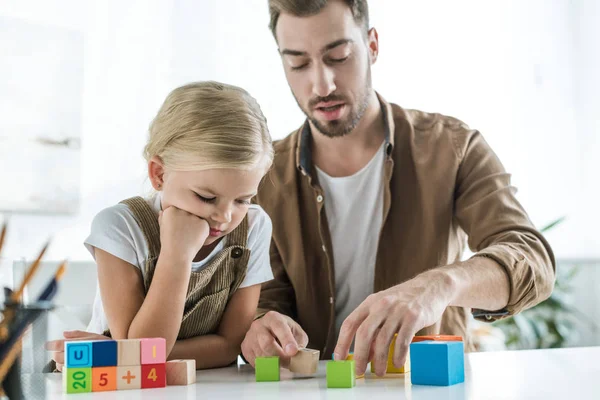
[
  {"x1": 84, "y1": 194, "x2": 274, "y2": 333},
  {"x1": 316, "y1": 143, "x2": 385, "y2": 339}
]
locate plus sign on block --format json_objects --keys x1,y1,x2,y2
[{"x1": 117, "y1": 366, "x2": 141, "y2": 390}]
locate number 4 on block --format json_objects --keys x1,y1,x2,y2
[{"x1": 142, "y1": 364, "x2": 166, "y2": 388}]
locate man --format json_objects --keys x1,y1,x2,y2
[{"x1": 241, "y1": 0, "x2": 555, "y2": 376}]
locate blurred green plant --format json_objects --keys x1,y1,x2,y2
[{"x1": 494, "y1": 217, "x2": 595, "y2": 349}]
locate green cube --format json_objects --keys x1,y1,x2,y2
[
  {"x1": 63, "y1": 367, "x2": 92, "y2": 393},
  {"x1": 327, "y1": 360, "x2": 356, "y2": 388},
  {"x1": 255, "y1": 357, "x2": 280, "y2": 382}
]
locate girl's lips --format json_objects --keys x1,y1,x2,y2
[{"x1": 209, "y1": 228, "x2": 222, "y2": 237}]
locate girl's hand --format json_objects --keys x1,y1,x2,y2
[
  {"x1": 45, "y1": 330, "x2": 110, "y2": 372},
  {"x1": 158, "y1": 206, "x2": 210, "y2": 262}
]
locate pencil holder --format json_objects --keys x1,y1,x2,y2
[{"x1": 0, "y1": 301, "x2": 53, "y2": 400}]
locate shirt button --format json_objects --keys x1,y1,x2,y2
[
  {"x1": 316, "y1": 195, "x2": 324, "y2": 203},
  {"x1": 322, "y1": 245, "x2": 327, "y2": 253}
]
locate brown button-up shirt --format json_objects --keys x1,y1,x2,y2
[{"x1": 255, "y1": 93, "x2": 555, "y2": 357}]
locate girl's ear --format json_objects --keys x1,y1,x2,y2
[{"x1": 148, "y1": 156, "x2": 166, "y2": 191}]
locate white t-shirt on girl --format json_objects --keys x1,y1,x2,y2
[{"x1": 84, "y1": 193, "x2": 274, "y2": 334}]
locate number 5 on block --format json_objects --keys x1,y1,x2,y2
[{"x1": 92, "y1": 367, "x2": 117, "y2": 392}]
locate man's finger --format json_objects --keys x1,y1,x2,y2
[
  {"x1": 352, "y1": 311, "x2": 387, "y2": 375},
  {"x1": 393, "y1": 323, "x2": 417, "y2": 369},
  {"x1": 291, "y1": 323, "x2": 309, "y2": 349},
  {"x1": 333, "y1": 304, "x2": 370, "y2": 361},
  {"x1": 268, "y1": 316, "x2": 300, "y2": 357},
  {"x1": 371, "y1": 321, "x2": 398, "y2": 377}
]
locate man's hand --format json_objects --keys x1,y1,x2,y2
[
  {"x1": 333, "y1": 270, "x2": 455, "y2": 376},
  {"x1": 241, "y1": 311, "x2": 309, "y2": 368},
  {"x1": 45, "y1": 330, "x2": 110, "y2": 371}
]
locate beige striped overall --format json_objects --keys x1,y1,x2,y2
[{"x1": 104, "y1": 196, "x2": 250, "y2": 339}]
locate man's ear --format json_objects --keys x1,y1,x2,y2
[
  {"x1": 148, "y1": 156, "x2": 166, "y2": 190},
  {"x1": 367, "y1": 27, "x2": 379, "y2": 65}
]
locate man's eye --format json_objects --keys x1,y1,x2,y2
[{"x1": 291, "y1": 63, "x2": 309, "y2": 71}]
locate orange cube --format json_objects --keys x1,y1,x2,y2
[
  {"x1": 141, "y1": 364, "x2": 166, "y2": 389},
  {"x1": 412, "y1": 335, "x2": 463, "y2": 343},
  {"x1": 92, "y1": 367, "x2": 117, "y2": 392}
]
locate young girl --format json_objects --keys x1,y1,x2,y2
[{"x1": 48, "y1": 81, "x2": 274, "y2": 370}]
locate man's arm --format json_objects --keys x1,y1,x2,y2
[
  {"x1": 453, "y1": 130, "x2": 556, "y2": 319},
  {"x1": 334, "y1": 129, "x2": 555, "y2": 376}
]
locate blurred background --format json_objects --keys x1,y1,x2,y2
[{"x1": 0, "y1": 0, "x2": 598, "y2": 369}]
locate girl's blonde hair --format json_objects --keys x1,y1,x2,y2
[{"x1": 144, "y1": 81, "x2": 274, "y2": 172}]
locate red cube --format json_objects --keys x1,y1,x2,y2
[{"x1": 141, "y1": 363, "x2": 166, "y2": 389}]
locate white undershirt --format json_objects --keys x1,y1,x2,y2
[{"x1": 316, "y1": 142, "x2": 385, "y2": 339}]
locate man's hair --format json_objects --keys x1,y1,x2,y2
[{"x1": 268, "y1": 0, "x2": 369, "y2": 39}]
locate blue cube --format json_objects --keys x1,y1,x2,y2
[
  {"x1": 65, "y1": 341, "x2": 93, "y2": 368},
  {"x1": 410, "y1": 341, "x2": 464, "y2": 386},
  {"x1": 92, "y1": 340, "x2": 118, "y2": 367}
]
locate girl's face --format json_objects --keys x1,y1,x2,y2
[{"x1": 150, "y1": 158, "x2": 265, "y2": 246}]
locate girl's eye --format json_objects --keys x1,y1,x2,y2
[
  {"x1": 196, "y1": 194, "x2": 216, "y2": 203},
  {"x1": 291, "y1": 63, "x2": 308, "y2": 71},
  {"x1": 236, "y1": 199, "x2": 251, "y2": 205}
]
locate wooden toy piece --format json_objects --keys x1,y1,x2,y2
[
  {"x1": 92, "y1": 340, "x2": 117, "y2": 367},
  {"x1": 116, "y1": 366, "x2": 142, "y2": 390},
  {"x1": 117, "y1": 339, "x2": 141, "y2": 366},
  {"x1": 142, "y1": 363, "x2": 167, "y2": 389},
  {"x1": 344, "y1": 354, "x2": 364, "y2": 378},
  {"x1": 370, "y1": 334, "x2": 410, "y2": 374},
  {"x1": 255, "y1": 356, "x2": 280, "y2": 382},
  {"x1": 140, "y1": 337, "x2": 166, "y2": 365},
  {"x1": 412, "y1": 335, "x2": 463, "y2": 343},
  {"x1": 92, "y1": 366, "x2": 117, "y2": 392},
  {"x1": 65, "y1": 341, "x2": 93, "y2": 368},
  {"x1": 410, "y1": 341, "x2": 464, "y2": 386},
  {"x1": 327, "y1": 360, "x2": 355, "y2": 388},
  {"x1": 289, "y1": 348, "x2": 320, "y2": 374},
  {"x1": 166, "y1": 359, "x2": 196, "y2": 386},
  {"x1": 63, "y1": 367, "x2": 92, "y2": 394}
]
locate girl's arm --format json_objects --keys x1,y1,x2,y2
[
  {"x1": 168, "y1": 283, "x2": 261, "y2": 369},
  {"x1": 95, "y1": 248, "x2": 190, "y2": 355}
]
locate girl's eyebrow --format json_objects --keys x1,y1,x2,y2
[{"x1": 194, "y1": 187, "x2": 257, "y2": 198}]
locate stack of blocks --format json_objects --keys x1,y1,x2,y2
[{"x1": 63, "y1": 338, "x2": 167, "y2": 394}]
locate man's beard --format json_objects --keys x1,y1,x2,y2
[{"x1": 294, "y1": 68, "x2": 372, "y2": 138}]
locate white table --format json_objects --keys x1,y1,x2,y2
[{"x1": 23, "y1": 347, "x2": 600, "y2": 399}]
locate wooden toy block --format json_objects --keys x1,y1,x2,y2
[
  {"x1": 117, "y1": 366, "x2": 142, "y2": 390},
  {"x1": 410, "y1": 341, "x2": 464, "y2": 386},
  {"x1": 412, "y1": 335, "x2": 463, "y2": 343},
  {"x1": 326, "y1": 360, "x2": 355, "y2": 388},
  {"x1": 92, "y1": 340, "x2": 118, "y2": 367},
  {"x1": 142, "y1": 363, "x2": 167, "y2": 389},
  {"x1": 370, "y1": 334, "x2": 410, "y2": 374},
  {"x1": 63, "y1": 367, "x2": 92, "y2": 394},
  {"x1": 65, "y1": 341, "x2": 93, "y2": 368},
  {"x1": 92, "y1": 366, "x2": 117, "y2": 392},
  {"x1": 141, "y1": 337, "x2": 166, "y2": 365},
  {"x1": 117, "y1": 339, "x2": 141, "y2": 366},
  {"x1": 166, "y1": 359, "x2": 196, "y2": 386},
  {"x1": 255, "y1": 356, "x2": 280, "y2": 382},
  {"x1": 289, "y1": 348, "x2": 320, "y2": 374}
]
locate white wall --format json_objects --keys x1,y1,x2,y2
[{"x1": 0, "y1": 1, "x2": 597, "y2": 265}]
